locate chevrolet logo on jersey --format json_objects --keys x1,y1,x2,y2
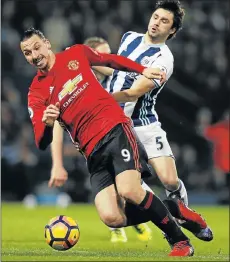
[{"x1": 58, "y1": 74, "x2": 83, "y2": 101}]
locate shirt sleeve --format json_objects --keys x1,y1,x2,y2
[
  {"x1": 150, "y1": 53, "x2": 174, "y2": 88},
  {"x1": 80, "y1": 44, "x2": 145, "y2": 74},
  {"x1": 28, "y1": 90, "x2": 53, "y2": 150}
]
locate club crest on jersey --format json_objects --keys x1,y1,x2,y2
[{"x1": 68, "y1": 60, "x2": 79, "y2": 70}]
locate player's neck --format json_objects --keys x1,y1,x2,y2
[{"x1": 144, "y1": 33, "x2": 165, "y2": 45}]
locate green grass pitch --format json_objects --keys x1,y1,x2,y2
[{"x1": 1, "y1": 203, "x2": 229, "y2": 261}]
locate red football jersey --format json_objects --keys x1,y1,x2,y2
[{"x1": 28, "y1": 44, "x2": 145, "y2": 157}]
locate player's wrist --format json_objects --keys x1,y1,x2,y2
[
  {"x1": 44, "y1": 119, "x2": 55, "y2": 127},
  {"x1": 52, "y1": 163, "x2": 64, "y2": 169},
  {"x1": 141, "y1": 67, "x2": 147, "y2": 74}
]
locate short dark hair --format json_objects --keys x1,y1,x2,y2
[
  {"x1": 21, "y1": 27, "x2": 46, "y2": 42},
  {"x1": 83, "y1": 37, "x2": 108, "y2": 49},
  {"x1": 154, "y1": 0, "x2": 185, "y2": 40}
]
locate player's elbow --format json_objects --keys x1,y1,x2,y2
[
  {"x1": 126, "y1": 92, "x2": 139, "y2": 102},
  {"x1": 128, "y1": 95, "x2": 139, "y2": 102}
]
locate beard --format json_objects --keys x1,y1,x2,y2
[
  {"x1": 34, "y1": 56, "x2": 49, "y2": 70},
  {"x1": 147, "y1": 29, "x2": 168, "y2": 43},
  {"x1": 147, "y1": 30, "x2": 158, "y2": 39}
]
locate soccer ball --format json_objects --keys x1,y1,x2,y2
[{"x1": 45, "y1": 215, "x2": 80, "y2": 251}]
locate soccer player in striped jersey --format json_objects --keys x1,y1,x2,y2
[
  {"x1": 102, "y1": 0, "x2": 213, "y2": 244},
  {"x1": 49, "y1": 0, "x2": 213, "y2": 247}
]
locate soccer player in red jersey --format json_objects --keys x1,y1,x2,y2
[
  {"x1": 21, "y1": 27, "x2": 194, "y2": 256},
  {"x1": 50, "y1": 36, "x2": 153, "y2": 243}
]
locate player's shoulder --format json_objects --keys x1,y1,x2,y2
[
  {"x1": 123, "y1": 31, "x2": 144, "y2": 37},
  {"x1": 56, "y1": 44, "x2": 85, "y2": 61},
  {"x1": 121, "y1": 31, "x2": 144, "y2": 44},
  {"x1": 64, "y1": 44, "x2": 84, "y2": 53},
  {"x1": 160, "y1": 44, "x2": 174, "y2": 62},
  {"x1": 123, "y1": 31, "x2": 144, "y2": 38}
]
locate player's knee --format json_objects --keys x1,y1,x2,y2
[
  {"x1": 118, "y1": 186, "x2": 140, "y2": 204},
  {"x1": 101, "y1": 212, "x2": 126, "y2": 228},
  {"x1": 163, "y1": 176, "x2": 179, "y2": 191}
]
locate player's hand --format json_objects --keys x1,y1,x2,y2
[
  {"x1": 142, "y1": 68, "x2": 166, "y2": 83},
  {"x1": 159, "y1": 71, "x2": 166, "y2": 85},
  {"x1": 42, "y1": 102, "x2": 60, "y2": 127},
  {"x1": 48, "y1": 165, "x2": 68, "y2": 188}
]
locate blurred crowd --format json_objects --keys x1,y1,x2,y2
[{"x1": 1, "y1": 0, "x2": 229, "y2": 203}]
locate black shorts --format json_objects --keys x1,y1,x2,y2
[{"x1": 87, "y1": 123, "x2": 152, "y2": 198}]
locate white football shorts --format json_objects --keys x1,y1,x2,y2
[{"x1": 134, "y1": 122, "x2": 174, "y2": 159}]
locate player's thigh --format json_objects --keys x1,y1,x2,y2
[
  {"x1": 135, "y1": 124, "x2": 178, "y2": 185},
  {"x1": 111, "y1": 123, "x2": 151, "y2": 178},
  {"x1": 87, "y1": 149, "x2": 114, "y2": 199},
  {"x1": 115, "y1": 170, "x2": 146, "y2": 205},
  {"x1": 136, "y1": 135, "x2": 153, "y2": 179},
  {"x1": 94, "y1": 183, "x2": 126, "y2": 227},
  {"x1": 109, "y1": 123, "x2": 146, "y2": 204},
  {"x1": 148, "y1": 156, "x2": 179, "y2": 186},
  {"x1": 87, "y1": 141, "x2": 126, "y2": 226}
]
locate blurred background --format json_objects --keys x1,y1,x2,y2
[{"x1": 1, "y1": 0, "x2": 229, "y2": 206}]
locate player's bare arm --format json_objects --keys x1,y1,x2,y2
[
  {"x1": 112, "y1": 72, "x2": 166, "y2": 103},
  {"x1": 49, "y1": 121, "x2": 68, "y2": 188},
  {"x1": 142, "y1": 68, "x2": 166, "y2": 82}
]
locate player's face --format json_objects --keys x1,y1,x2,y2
[
  {"x1": 95, "y1": 43, "x2": 111, "y2": 54},
  {"x1": 20, "y1": 35, "x2": 51, "y2": 70},
  {"x1": 148, "y1": 8, "x2": 176, "y2": 41}
]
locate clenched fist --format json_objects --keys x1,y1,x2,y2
[{"x1": 42, "y1": 102, "x2": 60, "y2": 127}]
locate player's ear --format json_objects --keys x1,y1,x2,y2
[
  {"x1": 45, "y1": 39, "x2": 51, "y2": 50},
  {"x1": 169, "y1": 27, "x2": 176, "y2": 36}
]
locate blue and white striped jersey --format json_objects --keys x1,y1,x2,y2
[{"x1": 104, "y1": 31, "x2": 174, "y2": 127}]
